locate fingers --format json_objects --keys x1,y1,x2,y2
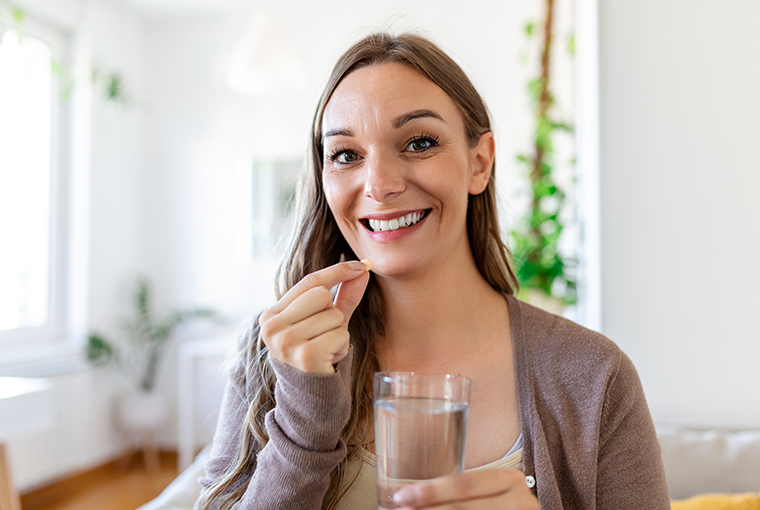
[
  {"x1": 334, "y1": 269, "x2": 370, "y2": 327},
  {"x1": 290, "y1": 326, "x2": 351, "y2": 374},
  {"x1": 268, "y1": 286, "x2": 335, "y2": 330},
  {"x1": 274, "y1": 305, "x2": 345, "y2": 350},
  {"x1": 394, "y1": 469, "x2": 518, "y2": 504},
  {"x1": 260, "y1": 259, "x2": 372, "y2": 374},
  {"x1": 397, "y1": 491, "x2": 536, "y2": 510},
  {"x1": 268, "y1": 260, "x2": 371, "y2": 316},
  {"x1": 393, "y1": 469, "x2": 538, "y2": 509},
  {"x1": 262, "y1": 307, "x2": 349, "y2": 374}
]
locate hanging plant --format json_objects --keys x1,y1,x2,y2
[
  {"x1": 92, "y1": 67, "x2": 134, "y2": 109},
  {"x1": 1, "y1": 3, "x2": 128, "y2": 105},
  {"x1": 511, "y1": 0, "x2": 577, "y2": 307}
]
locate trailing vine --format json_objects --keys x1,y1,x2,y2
[
  {"x1": 511, "y1": 0, "x2": 577, "y2": 306},
  {"x1": 0, "y1": 2, "x2": 131, "y2": 107}
]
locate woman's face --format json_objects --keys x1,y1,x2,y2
[{"x1": 321, "y1": 62, "x2": 494, "y2": 278}]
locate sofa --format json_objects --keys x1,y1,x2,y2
[{"x1": 139, "y1": 425, "x2": 760, "y2": 509}]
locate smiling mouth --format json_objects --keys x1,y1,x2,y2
[{"x1": 362, "y1": 210, "x2": 431, "y2": 233}]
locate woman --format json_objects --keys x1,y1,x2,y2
[{"x1": 197, "y1": 33, "x2": 669, "y2": 510}]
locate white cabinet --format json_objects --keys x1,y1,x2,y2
[{"x1": 177, "y1": 338, "x2": 235, "y2": 471}]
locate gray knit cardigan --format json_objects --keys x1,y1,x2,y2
[{"x1": 196, "y1": 294, "x2": 670, "y2": 509}]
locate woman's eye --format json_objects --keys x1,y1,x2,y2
[
  {"x1": 328, "y1": 150, "x2": 360, "y2": 164},
  {"x1": 405, "y1": 135, "x2": 439, "y2": 153},
  {"x1": 339, "y1": 151, "x2": 359, "y2": 162}
]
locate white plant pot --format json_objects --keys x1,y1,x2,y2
[{"x1": 118, "y1": 390, "x2": 168, "y2": 432}]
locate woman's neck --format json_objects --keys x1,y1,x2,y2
[{"x1": 374, "y1": 248, "x2": 507, "y2": 372}]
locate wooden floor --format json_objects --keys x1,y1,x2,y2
[{"x1": 20, "y1": 451, "x2": 179, "y2": 510}]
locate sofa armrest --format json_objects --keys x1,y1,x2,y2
[{"x1": 657, "y1": 425, "x2": 760, "y2": 499}]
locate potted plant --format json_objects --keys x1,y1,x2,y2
[{"x1": 87, "y1": 277, "x2": 217, "y2": 431}]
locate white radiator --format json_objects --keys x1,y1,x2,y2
[{"x1": 5, "y1": 367, "x2": 122, "y2": 492}]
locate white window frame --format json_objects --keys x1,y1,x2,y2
[
  {"x1": 0, "y1": 14, "x2": 72, "y2": 351},
  {"x1": 575, "y1": 0, "x2": 602, "y2": 332}
]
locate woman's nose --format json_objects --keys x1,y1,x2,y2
[{"x1": 363, "y1": 152, "x2": 405, "y2": 202}]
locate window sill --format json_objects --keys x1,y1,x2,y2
[{"x1": 0, "y1": 341, "x2": 88, "y2": 377}]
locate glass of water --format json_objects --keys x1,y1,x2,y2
[{"x1": 373, "y1": 371, "x2": 472, "y2": 509}]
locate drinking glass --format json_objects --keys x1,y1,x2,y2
[{"x1": 373, "y1": 371, "x2": 471, "y2": 509}]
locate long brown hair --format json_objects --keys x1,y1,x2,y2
[{"x1": 200, "y1": 32, "x2": 518, "y2": 510}]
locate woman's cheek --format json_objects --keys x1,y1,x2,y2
[
  {"x1": 324, "y1": 172, "x2": 360, "y2": 213},
  {"x1": 321, "y1": 180, "x2": 349, "y2": 239}
]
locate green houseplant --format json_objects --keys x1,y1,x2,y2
[
  {"x1": 87, "y1": 276, "x2": 217, "y2": 393},
  {"x1": 511, "y1": 0, "x2": 577, "y2": 311}
]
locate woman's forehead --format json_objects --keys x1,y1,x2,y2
[{"x1": 321, "y1": 62, "x2": 461, "y2": 133}]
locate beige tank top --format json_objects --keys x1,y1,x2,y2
[{"x1": 334, "y1": 447, "x2": 524, "y2": 510}]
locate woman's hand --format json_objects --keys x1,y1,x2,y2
[
  {"x1": 393, "y1": 469, "x2": 539, "y2": 510},
  {"x1": 259, "y1": 260, "x2": 372, "y2": 374}
]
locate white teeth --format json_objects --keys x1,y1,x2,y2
[{"x1": 368, "y1": 212, "x2": 425, "y2": 232}]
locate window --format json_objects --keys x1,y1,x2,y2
[{"x1": 0, "y1": 16, "x2": 70, "y2": 346}]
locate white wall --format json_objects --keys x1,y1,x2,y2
[
  {"x1": 87, "y1": 0, "x2": 150, "y2": 346},
  {"x1": 599, "y1": 0, "x2": 760, "y2": 428}
]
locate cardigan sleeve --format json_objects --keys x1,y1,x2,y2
[
  {"x1": 195, "y1": 346, "x2": 353, "y2": 510},
  {"x1": 594, "y1": 352, "x2": 670, "y2": 509}
]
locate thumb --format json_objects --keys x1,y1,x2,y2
[{"x1": 334, "y1": 267, "x2": 370, "y2": 327}]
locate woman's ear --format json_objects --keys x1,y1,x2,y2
[{"x1": 468, "y1": 131, "x2": 495, "y2": 195}]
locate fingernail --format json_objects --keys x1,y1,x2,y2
[
  {"x1": 392, "y1": 486, "x2": 416, "y2": 505},
  {"x1": 347, "y1": 261, "x2": 366, "y2": 271},
  {"x1": 360, "y1": 258, "x2": 373, "y2": 271}
]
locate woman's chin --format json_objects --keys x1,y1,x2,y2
[{"x1": 365, "y1": 257, "x2": 431, "y2": 281}]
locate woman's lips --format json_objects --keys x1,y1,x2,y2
[
  {"x1": 360, "y1": 209, "x2": 431, "y2": 240},
  {"x1": 361, "y1": 209, "x2": 431, "y2": 233}
]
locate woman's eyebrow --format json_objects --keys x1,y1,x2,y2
[
  {"x1": 323, "y1": 128, "x2": 353, "y2": 141},
  {"x1": 393, "y1": 109, "x2": 445, "y2": 128},
  {"x1": 322, "y1": 109, "x2": 445, "y2": 141}
]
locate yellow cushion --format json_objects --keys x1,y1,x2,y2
[{"x1": 671, "y1": 493, "x2": 760, "y2": 510}]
